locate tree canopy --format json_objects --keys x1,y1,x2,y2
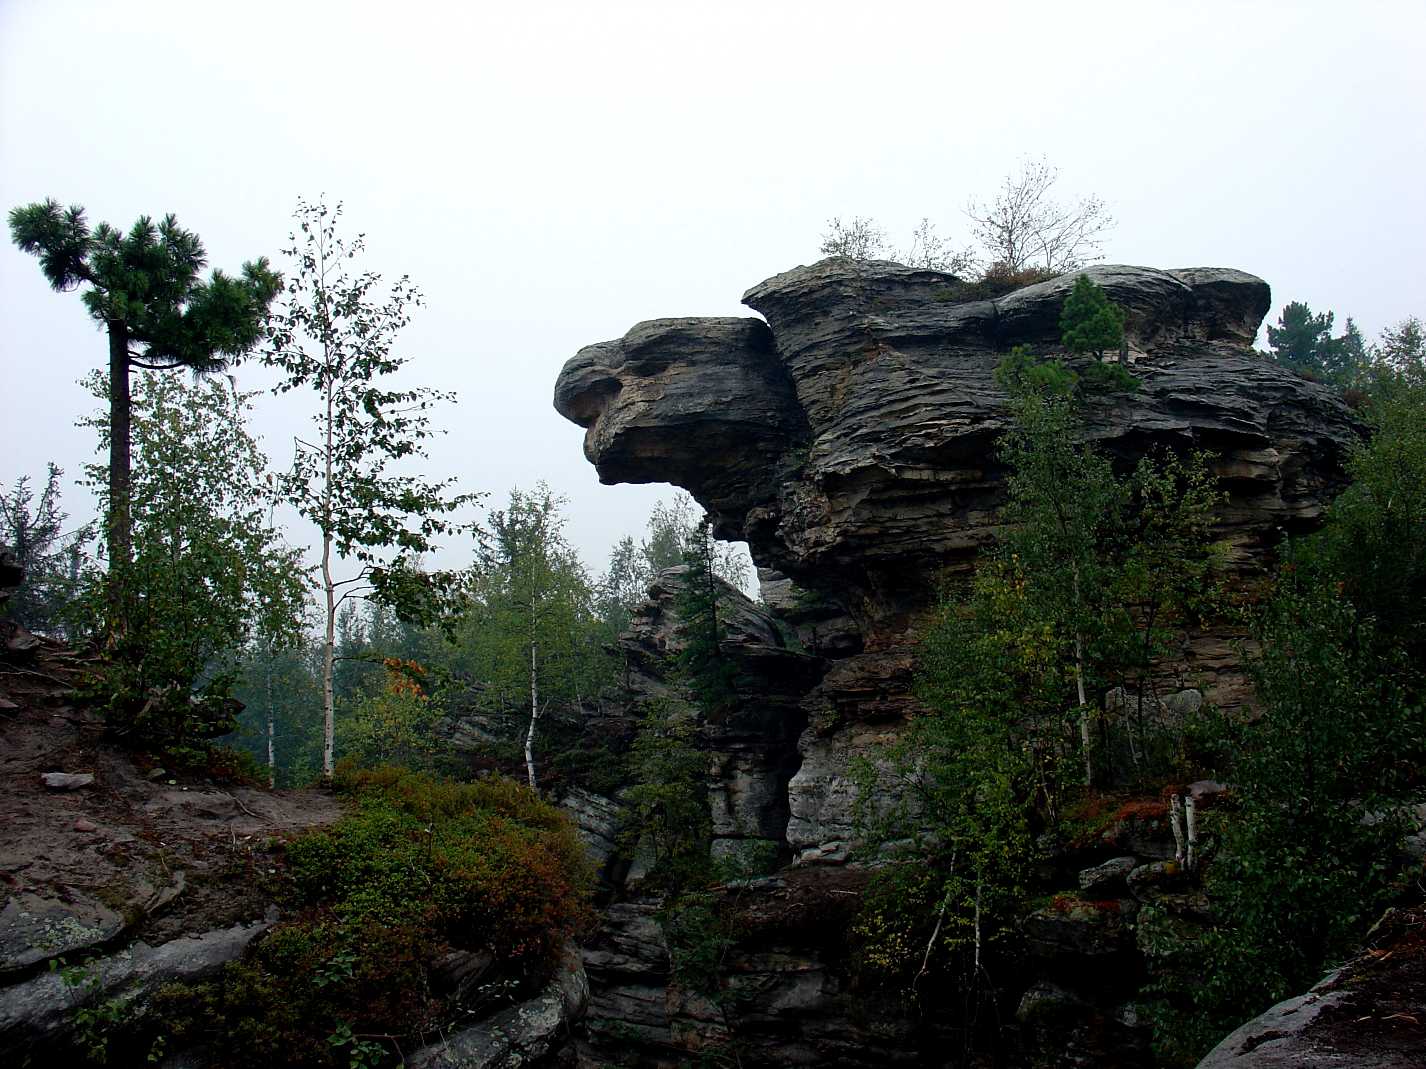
[
  {"x1": 819, "y1": 157, "x2": 1113, "y2": 281},
  {"x1": 8, "y1": 200, "x2": 279, "y2": 582},
  {"x1": 1265, "y1": 300, "x2": 1367, "y2": 383}
]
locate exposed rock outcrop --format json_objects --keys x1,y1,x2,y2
[
  {"x1": 1195, "y1": 905, "x2": 1426, "y2": 1069},
  {"x1": 0, "y1": 644, "x2": 342, "y2": 1063},
  {"x1": 557, "y1": 258, "x2": 1358, "y2": 871},
  {"x1": 558, "y1": 569, "x2": 1236, "y2": 1067},
  {"x1": 559, "y1": 260, "x2": 1359, "y2": 873},
  {"x1": 613, "y1": 565, "x2": 822, "y2": 870},
  {"x1": 408, "y1": 943, "x2": 589, "y2": 1069},
  {"x1": 554, "y1": 260, "x2": 1365, "y2": 1066},
  {"x1": 0, "y1": 920, "x2": 271, "y2": 1057},
  {"x1": 558, "y1": 260, "x2": 1357, "y2": 621}
]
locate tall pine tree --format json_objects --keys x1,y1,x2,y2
[{"x1": 8, "y1": 201, "x2": 279, "y2": 606}]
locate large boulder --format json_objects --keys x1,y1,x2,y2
[
  {"x1": 1196, "y1": 906, "x2": 1426, "y2": 1069},
  {"x1": 0, "y1": 921, "x2": 269, "y2": 1059},
  {"x1": 407, "y1": 943, "x2": 588, "y2": 1069}
]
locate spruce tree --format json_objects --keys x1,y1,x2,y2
[
  {"x1": 0, "y1": 465, "x2": 92, "y2": 636},
  {"x1": 675, "y1": 518, "x2": 738, "y2": 716}
]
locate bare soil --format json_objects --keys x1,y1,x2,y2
[{"x1": 0, "y1": 641, "x2": 342, "y2": 974}]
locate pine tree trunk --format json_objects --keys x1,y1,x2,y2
[{"x1": 106, "y1": 321, "x2": 132, "y2": 635}]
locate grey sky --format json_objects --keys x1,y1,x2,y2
[{"x1": 3, "y1": 0, "x2": 1424, "y2": 576}]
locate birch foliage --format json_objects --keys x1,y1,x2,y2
[
  {"x1": 79, "y1": 372, "x2": 307, "y2": 747},
  {"x1": 264, "y1": 198, "x2": 476, "y2": 779},
  {"x1": 452, "y1": 486, "x2": 608, "y2": 789}
]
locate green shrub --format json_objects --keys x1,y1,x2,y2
[
  {"x1": 994, "y1": 345, "x2": 1077, "y2": 397},
  {"x1": 125, "y1": 768, "x2": 593, "y2": 1069}
]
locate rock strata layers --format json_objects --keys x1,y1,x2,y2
[
  {"x1": 556, "y1": 258, "x2": 1359, "y2": 872},
  {"x1": 555, "y1": 259, "x2": 1363, "y2": 1067},
  {"x1": 558, "y1": 259, "x2": 1357, "y2": 624}
]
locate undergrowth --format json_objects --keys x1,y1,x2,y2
[{"x1": 74, "y1": 765, "x2": 592, "y2": 1068}]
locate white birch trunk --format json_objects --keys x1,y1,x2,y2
[
  {"x1": 322, "y1": 530, "x2": 335, "y2": 781},
  {"x1": 1171, "y1": 795, "x2": 1186, "y2": 866},
  {"x1": 320, "y1": 354, "x2": 336, "y2": 783},
  {"x1": 266, "y1": 655, "x2": 275, "y2": 790},
  {"x1": 525, "y1": 601, "x2": 539, "y2": 790},
  {"x1": 1185, "y1": 796, "x2": 1198, "y2": 871},
  {"x1": 973, "y1": 873, "x2": 983, "y2": 973}
]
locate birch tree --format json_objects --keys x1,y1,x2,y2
[
  {"x1": 996, "y1": 390, "x2": 1126, "y2": 786},
  {"x1": 470, "y1": 486, "x2": 603, "y2": 790},
  {"x1": 77, "y1": 371, "x2": 307, "y2": 747},
  {"x1": 265, "y1": 198, "x2": 475, "y2": 781},
  {"x1": 965, "y1": 156, "x2": 1113, "y2": 273}
]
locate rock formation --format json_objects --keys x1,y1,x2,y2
[
  {"x1": 558, "y1": 260, "x2": 1356, "y2": 614},
  {"x1": 1195, "y1": 904, "x2": 1426, "y2": 1069},
  {"x1": 554, "y1": 260, "x2": 1363, "y2": 1065},
  {"x1": 0, "y1": 643, "x2": 343, "y2": 1064}
]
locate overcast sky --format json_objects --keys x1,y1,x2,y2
[{"x1": 3, "y1": 0, "x2": 1423, "y2": 579}]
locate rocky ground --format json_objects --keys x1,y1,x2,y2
[
  {"x1": 1198, "y1": 905, "x2": 1426, "y2": 1068},
  {"x1": 0, "y1": 640, "x2": 342, "y2": 1059}
]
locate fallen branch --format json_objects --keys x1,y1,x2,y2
[{"x1": 218, "y1": 791, "x2": 264, "y2": 822}]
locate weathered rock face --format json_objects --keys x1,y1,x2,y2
[
  {"x1": 554, "y1": 317, "x2": 806, "y2": 525},
  {"x1": 557, "y1": 565, "x2": 1228, "y2": 1067},
  {"x1": 407, "y1": 943, "x2": 589, "y2": 1069},
  {"x1": 0, "y1": 921, "x2": 271, "y2": 1058},
  {"x1": 557, "y1": 258, "x2": 1360, "y2": 862},
  {"x1": 557, "y1": 260, "x2": 1357, "y2": 626},
  {"x1": 1195, "y1": 905, "x2": 1426, "y2": 1069},
  {"x1": 554, "y1": 260, "x2": 1363, "y2": 1067},
  {"x1": 614, "y1": 566, "x2": 823, "y2": 870}
]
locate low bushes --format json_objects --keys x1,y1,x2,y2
[{"x1": 129, "y1": 767, "x2": 592, "y2": 1068}]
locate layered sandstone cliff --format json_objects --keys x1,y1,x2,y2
[{"x1": 553, "y1": 259, "x2": 1362, "y2": 1066}]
